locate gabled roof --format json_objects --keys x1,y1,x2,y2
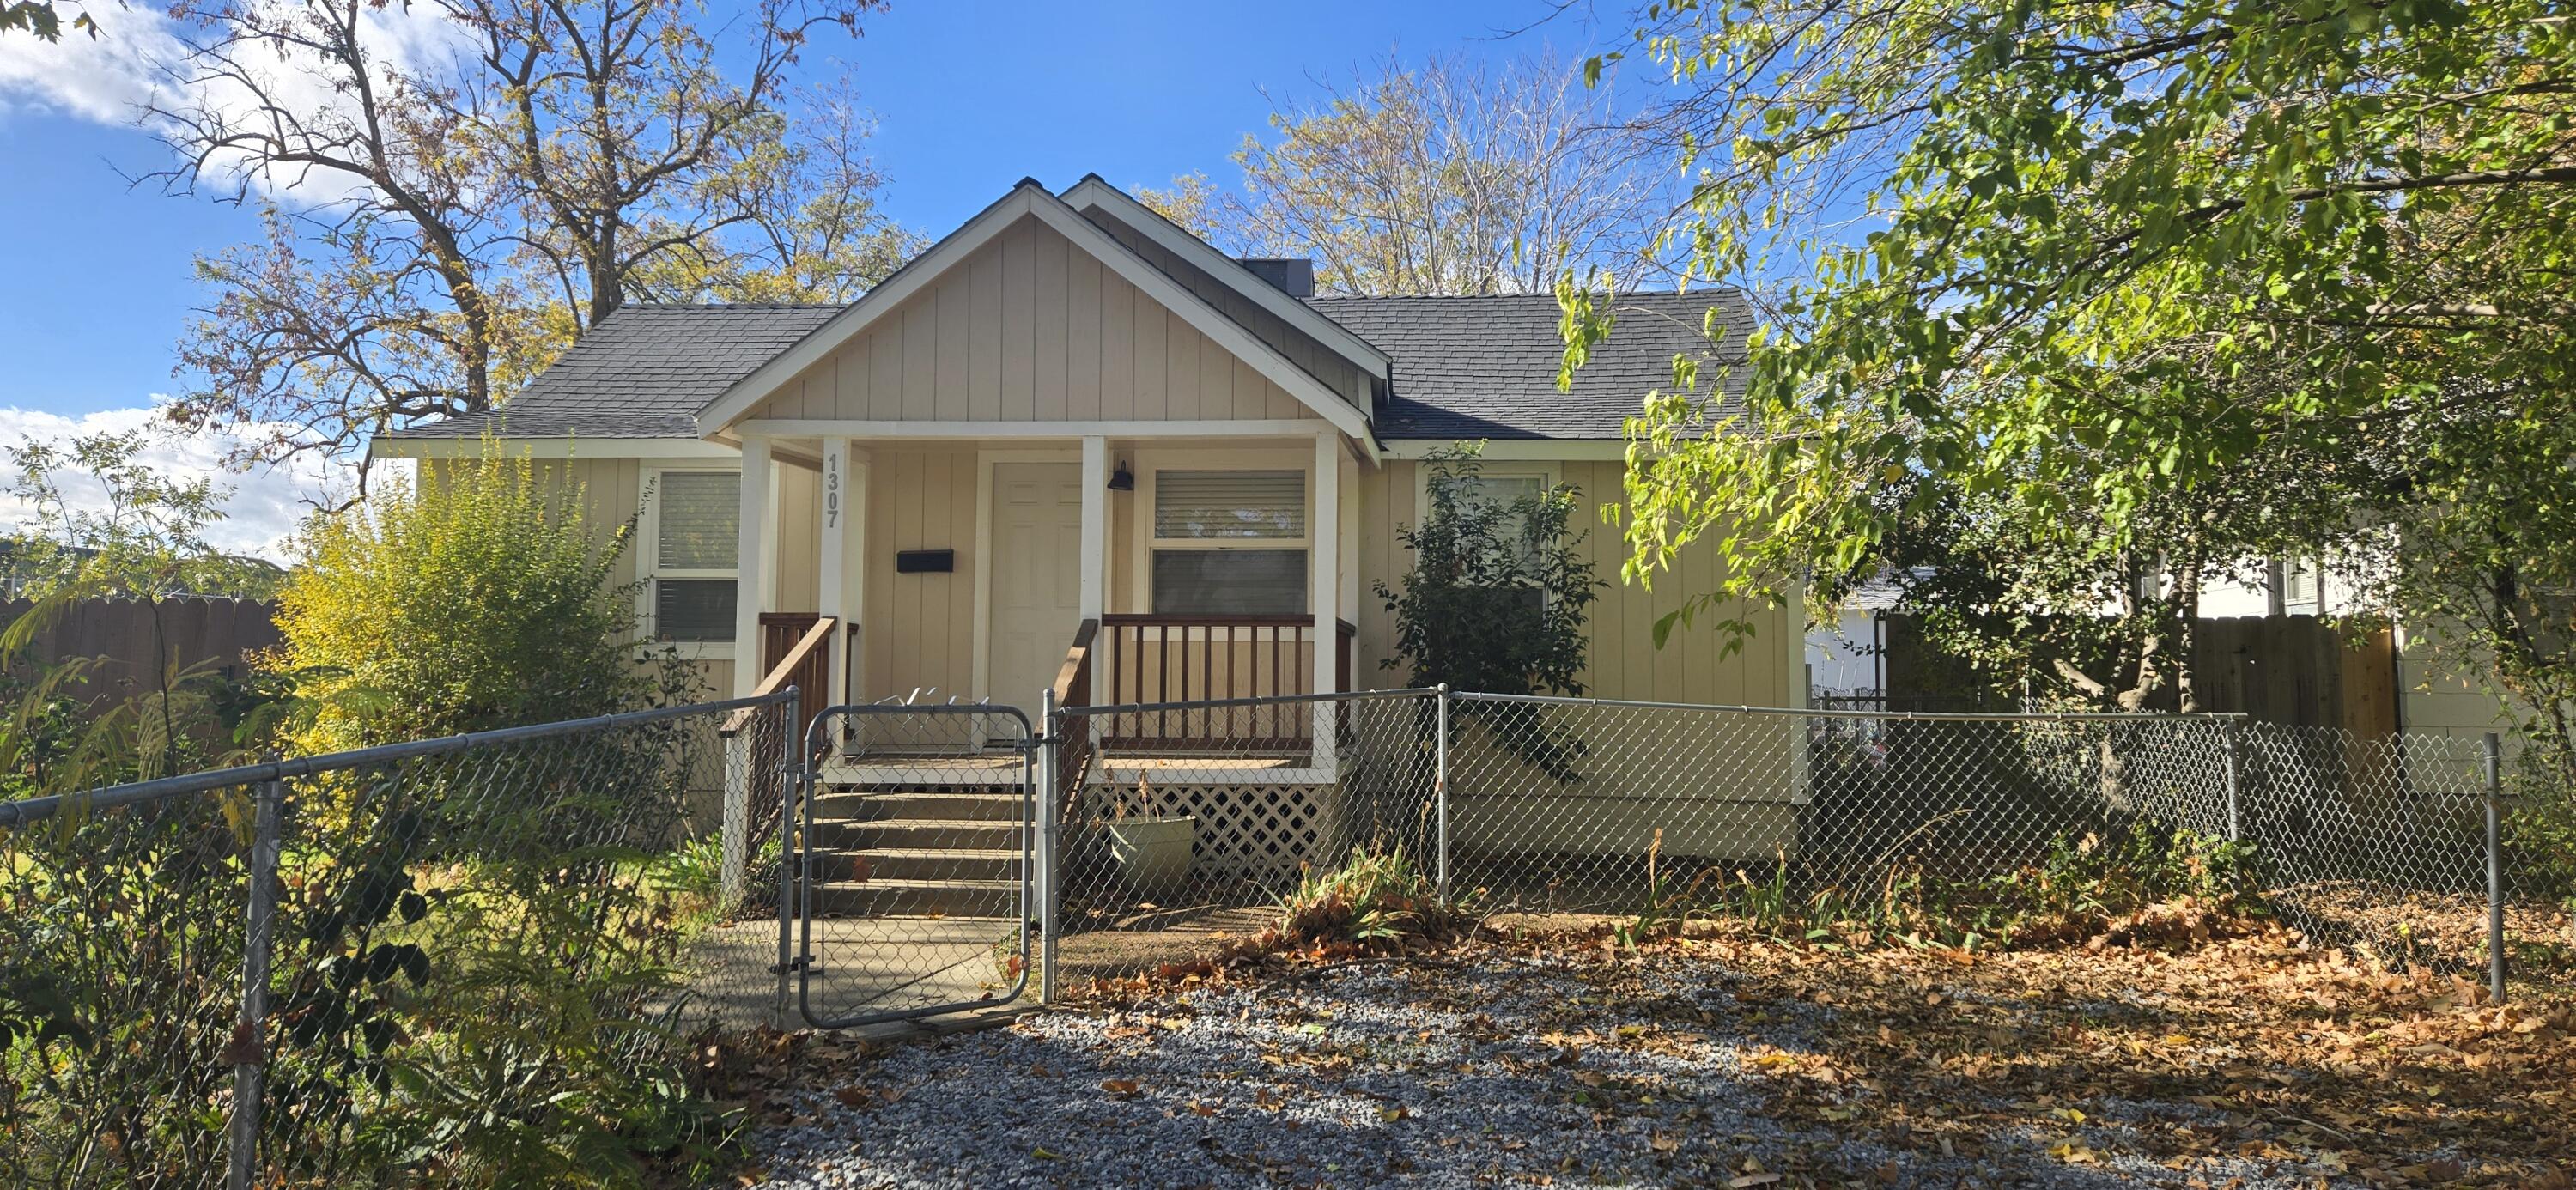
[
  {"x1": 373, "y1": 180, "x2": 1759, "y2": 451},
  {"x1": 692, "y1": 179, "x2": 1375, "y2": 440},
  {"x1": 380, "y1": 304, "x2": 844, "y2": 440},
  {"x1": 1059, "y1": 175, "x2": 1392, "y2": 381},
  {"x1": 1309, "y1": 289, "x2": 1753, "y2": 440}
]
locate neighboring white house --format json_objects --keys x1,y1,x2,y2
[
  {"x1": 1804, "y1": 574, "x2": 1904, "y2": 695},
  {"x1": 1816, "y1": 556, "x2": 2516, "y2": 750}
]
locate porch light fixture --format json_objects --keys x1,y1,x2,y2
[{"x1": 1107, "y1": 461, "x2": 1135, "y2": 491}]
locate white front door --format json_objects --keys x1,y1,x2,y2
[{"x1": 987, "y1": 463, "x2": 1085, "y2": 713}]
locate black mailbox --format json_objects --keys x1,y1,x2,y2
[{"x1": 895, "y1": 549, "x2": 955, "y2": 574}]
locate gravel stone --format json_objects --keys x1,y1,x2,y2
[{"x1": 733, "y1": 950, "x2": 2358, "y2": 1188}]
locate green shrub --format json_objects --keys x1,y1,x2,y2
[
  {"x1": 2507, "y1": 791, "x2": 2576, "y2": 906},
  {"x1": 1377, "y1": 446, "x2": 1603, "y2": 780},
  {"x1": 272, "y1": 440, "x2": 677, "y2": 754}
]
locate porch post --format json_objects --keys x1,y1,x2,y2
[
  {"x1": 1312, "y1": 433, "x2": 1340, "y2": 768},
  {"x1": 1078, "y1": 437, "x2": 1107, "y2": 622},
  {"x1": 733, "y1": 436, "x2": 776, "y2": 699},
  {"x1": 819, "y1": 439, "x2": 860, "y2": 708}
]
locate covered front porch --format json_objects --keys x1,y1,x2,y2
[{"x1": 727, "y1": 427, "x2": 1367, "y2": 768}]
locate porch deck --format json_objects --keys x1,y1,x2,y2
[
  {"x1": 821, "y1": 749, "x2": 1324, "y2": 790},
  {"x1": 824, "y1": 742, "x2": 1340, "y2": 788}
]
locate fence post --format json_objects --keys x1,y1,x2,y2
[
  {"x1": 1433, "y1": 684, "x2": 1450, "y2": 905},
  {"x1": 775, "y1": 689, "x2": 804, "y2": 1028},
  {"x1": 2222, "y1": 718, "x2": 2243, "y2": 843},
  {"x1": 228, "y1": 772, "x2": 284, "y2": 1190},
  {"x1": 1038, "y1": 689, "x2": 1060, "y2": 1006},
  {"x1": 2484, "y1": 731, "x2": 2507, "y2": 1005},
  {"x1": 720, "y1": 732, "x2": 750, "y2": 909}
]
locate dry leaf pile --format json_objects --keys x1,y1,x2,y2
[{"x1": 714, "y1": 920, "x2": 2573, "y2": 1188}]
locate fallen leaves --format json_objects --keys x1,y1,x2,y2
[{"x1": 708, "y1": 915, "x2": 2573, "y2": 1190}]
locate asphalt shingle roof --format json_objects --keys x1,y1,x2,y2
[
  {"x1": 382, "y1": 289, "x2": 1751, "y2": 443},
  {"x1": 381, "y1": 303, "x2": 844, "y2": 439},
  {"x1": 1307, "y1": 289, "x2": 1752, "y2": 440}
]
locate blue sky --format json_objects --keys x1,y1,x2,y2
[
  {"x1": 0, "y1": 0, "x2": 1632, "y2": 552},
  {"x1": 0, "y1": 0, "x2": 1619, "y2": 418}
]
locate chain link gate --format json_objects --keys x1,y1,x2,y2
[{"x1": 790, "y1": 703, "x2": 1039, "y2": 1028}]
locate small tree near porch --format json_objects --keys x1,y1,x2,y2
[{"x1": 1378, "y1": 446, "x2": 1601, "y2": 779}]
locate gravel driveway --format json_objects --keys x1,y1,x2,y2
[{"x1": 726, "y1": 938, "x2": 2459, "y2": 1188}]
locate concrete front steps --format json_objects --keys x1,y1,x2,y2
[{"x1": 805, "y1": 782, "x2": 1030, "y2": 920}]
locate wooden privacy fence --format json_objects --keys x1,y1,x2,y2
[
  {"x1": 1883, "y1": 613, "x2": 2398, "y2": 737},
  {"x1": 0, "y1": 597, "x2": 281, "y2": 707}
]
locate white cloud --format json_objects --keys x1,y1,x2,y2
[
  {"x1": 0, "y1": 402, "x2": 352, "y2": 562},
  {"x1": 0, "y1": 3, "x2": 472, "y2": 202}
]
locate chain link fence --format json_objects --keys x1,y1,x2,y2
[
  {"x1": 1039, "y1": 689, "x2": 1441, "y2": 996},
  {"x1": 1030, "y1": 689, "x2": 2574, "y2": 1002},
  {"x1": 2239, "y1": 726, "x2": 2572, "y2": 981},
  {"x1": 793, "y1": 704, "x2": 1034, "y2": 1029},
  {"x1": 0, "y1": 692, "x2": 798, "y2": 1189},
  {"x1": 10, "y1": 681, "x2": 2572, "y2": 1181}
]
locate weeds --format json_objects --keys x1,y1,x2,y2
[
  {"x1": 1614, "y1": 829, "x2": 1716, "y2": 950},
  {"x1": 1654, "y1": 822, "x2": 2264, "y2": 952},
  {"x1": 1272, "y1": 845, "x2": 1479, "y2": 953}
]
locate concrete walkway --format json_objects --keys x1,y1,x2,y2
[{"x1": 678, "y1": 915, "x2": 1026, "y2": 1031}]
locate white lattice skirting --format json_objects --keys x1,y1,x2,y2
[{"x1": 1079, "y1": 780, "x2": 1348, "y2": 886}]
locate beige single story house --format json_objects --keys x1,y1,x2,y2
[{"x1": 374, "y1": 176, "x2": 1804, "y2": 875}]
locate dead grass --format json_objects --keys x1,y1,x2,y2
[{"x1": 1476, "y1": 914, "x2": 2576, "y2": 1187}]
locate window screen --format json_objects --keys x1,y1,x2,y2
[
  {"x1": 657, "y1": 471, "x2": 741, "y2": 569},
  {"x1": 1151, "y1": 549, "x2": 1308, "y2": 616},
  {"x1": 1466, "y1": 474, "x2": 1545, "y2": 563},
  {"x1": 1463, "y1": 474, "x2": 1544, "y2": 507},
  {"x1": 653, "y1": 578, "x2": 738, "y2": 642},
  {"x1": 2283, "y1": 561, "x2": 2320, "y2": 609},
  {"x1": 1154, "y1": 471, "x2": 1305, "y2": 539}
]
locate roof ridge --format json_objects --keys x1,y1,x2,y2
[
  {"x1": 617, "y1": 301, "x2": 851, "y2": 312},
  {"x1": 1304, "y1": 288, "x2": 1742, "y2": 301}
]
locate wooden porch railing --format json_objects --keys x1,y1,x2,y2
[
  {"x1": 1094, "y1": 614, "x2": 1357, "y2": 750},
  {"x1": 720, "y1": 612, "x2": 839, "y2": 740},
  {"x1": 1048, "y1": 618, "x2": 1097, "y2": 818}
]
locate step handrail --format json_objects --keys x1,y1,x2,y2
[
  {"x1": 722, "y1": 614, "x2": 840, "y2": 738},
  {"x1": 1048, "y1": 618, "x2": 1099, "y2": 817}
]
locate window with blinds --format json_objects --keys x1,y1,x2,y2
[
  {"x1": 652, "y1": 471, "x2": 740, "y2": 642},
  {"x1": 1433, "y1": 468, "x2": 1552, "y2": 619},
  {"x1": 2282, "y1": 560, "x2": 2322, "y2": 611},
  {"x1": 1153, "y1": 470, "x2": 1305, "y2": 539},
  {"x1": 1150, "y1": 468, "x2": 1309, "y2": 615},
  {"x1": 656, "y1": 471, "x2": 741, "y2": 569},
  {"x1": 1152, "y1": 550, "x2": 1308, "y2": 616},
  {"x1": 653, "y1": 580, "x2": 738, "y2": 642},
  {"x1": 1464, "y1": 474, "x2": 1545, "y2": 565}
]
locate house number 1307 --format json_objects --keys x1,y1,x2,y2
[{"x1": 824, "y1": 452, "x2": 841, "y2": 530}]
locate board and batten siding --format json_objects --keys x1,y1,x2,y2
[
  {"x1": 1354, "y1": 459, "x2": 1796, "y2": 708},
  {"x1": 1081, "y1": 210, "x2": 1373, "y2": 415},
  {"x1": 1358, "y1": 458, "x2": 1807, "y2": 860},
  {"x1": 859, "y1": 449, "x2": 980, "y2": 701},
  {"x1": 415, "y1": 453, "x2": 841, "y2": 696},
  {"x1": 750, "y1": 213, "x2": 1314, "y2": 424}
]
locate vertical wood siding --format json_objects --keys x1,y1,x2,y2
[
  {"x1": 1080, "y1": 209, "x2": 1374, "y2": 413},
  {"x1": 752, "y1": 215, "x2": 1315, "y2": 424},
  {"x1": 1356, "y1": 459, "x2": 1795, "y2": 708},
  {"x1": 859, "y1": 449, "x2": 981, "y2": 701}
]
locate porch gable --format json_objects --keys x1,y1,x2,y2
[{"x1": 698, "y1": 182, "x2": 1372, "y2": 440}]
